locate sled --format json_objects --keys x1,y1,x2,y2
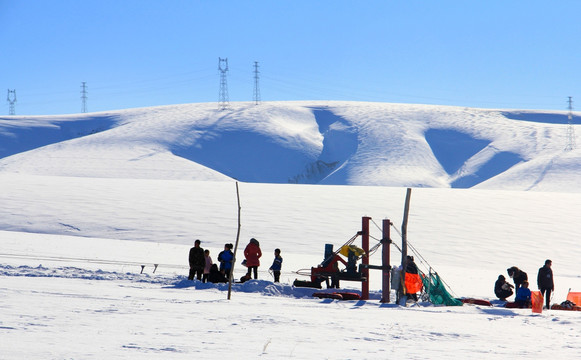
[
  {"x1": 459, "y1": 298, "x2": 492, "y2": 306},
  {"x1": 531, "y1": 291, "x2": 543, "y2": 313},
  {"x1": 312, "y1": 291, "x2": 361, "y2": 301},
  {"x1": 567, "y1": 292, "x2": 581, "y2": 305},
  {"x1": 313, "y1": 292, "x2": 343, "y2": 300},
  {"x1": 335, "y1": 292, "x2": 361, "y2": 300},
  {"x1": 505, "y1": 301, "x2": 531, "y2": 308},
  {"x1": 293, "y1": 279, "x2": 322, "y2": 289},
  {"x1": 551, "y1": 304, "x2": 581, "y2": 311}
]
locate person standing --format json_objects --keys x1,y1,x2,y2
[
  {"x1": 537, "y1": 259, "x2": 554, "y2": 309},
  {"x1": 269, "y1": 248, "x2": 283, "y2": 283},
  {"x1": 188, "y1": 239, "x2": 205, "y2": 281},
  {"x1": 404, "y1": 255, "x2": 421, "y2": 301},
  {"x1": 218, "y1": 243, "x2": 234, "y2": 279},
  {"x1": 507, "y1": 266, "x2": 528, "y2": 294},
  {"x1": 202, "y1": 249, "x2": 213, "y2": 283},
  {"x1": 244, "y1": 238, "x2": 262, "y2": 279}
]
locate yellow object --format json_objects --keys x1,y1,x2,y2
[{"x1": 339, "y1": 245, "x2": 365, "y2": 257}]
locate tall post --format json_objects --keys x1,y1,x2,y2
[
  {"x1": 218, "y1": 57, "x2": 229, "y2": 111},
  {"x1": 7, "y1": 89, "x2": 16, "y2": 115},
  {"x1": 400, "y1": 188, "x2": 412, "y2": 303},
  {"x1": 227, "y1": 181, "x2": 241, "y2": 300},
  {"x1": 81, "y1": 82, "x2": 88, "y2": 113},
  {"x1": 380, "y1": 218, "x2": 391, "y2": 303},
  {"x1": 253, "y1": 61, "x2": 261, "y2": 105},
  {"x1": 361, "y1": 216, "x2": 370, "y2": 300}
]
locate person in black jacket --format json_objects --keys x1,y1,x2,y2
[
  {"x1": 188, "y1": 239, "x2": 205, "y2": 281},
  {"x1": 537, "y1": 259, "x2": 554, "y2": 309},
  {"x1": 208, "y1": 264, "x2": 228, "y2": 283},
  {"x1": 494, "y1": 274, "x2": 514, "y2": 301},
  {"x1": 507, "y1": 266, "x2": 528, "y2": 294},
  {"x1": 405, "y1": 256, "x2": 420, "y2": 301}
]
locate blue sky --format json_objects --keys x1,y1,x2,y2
[{"x1": 1, "y1": 0, "x2": 580, "y2": 115}]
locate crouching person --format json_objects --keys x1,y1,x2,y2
[
  {"x1": 208, "y1": 264, "x2": 228, "y2": 283},
  {"x1": 494, "y1": 275, "x2": 514, "y2": 301}
]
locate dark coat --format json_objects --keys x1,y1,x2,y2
[
  {"x1": 537, "y1": 265, "x2": 554, "y2": 290},
  {"x1": 189, "y1": 246, "x2": 205, "y2": 268},
  {"x1": 208, "y1": 264, "x2": 228, "y2": 283},
  {"x1": 494, "y1": 275, "x2": 514, "y2": 299},
  {"x1": 405, "y1": 257, "x2": 418, "y2": 274},
  {"x1": 507, "y1": 266, "x2": 528, "y2": 288}
]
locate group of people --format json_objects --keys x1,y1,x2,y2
[
  {"x1": 188, "y1": 238, "x2": 283, "y2": 284},
  {"x1": 494, "y1": 259, "x2": 554, "y2": 309}
]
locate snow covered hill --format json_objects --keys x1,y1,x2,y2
[
  {"x1": 1, "y1": 101, "x2": 579, "y2": 191},
  {"x1": 3, "y1": 101, "x2": 581, "y2": 358}
]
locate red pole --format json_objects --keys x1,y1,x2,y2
[
  {"x1": 381, "y1": 219, "x2": 391, "y2": 303},
  {"x1": 362, "y1": 216, "x2": 370, "y2": 300}
]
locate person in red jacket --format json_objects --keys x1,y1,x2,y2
[{"x1": 244, "y1": 238, "x2": 262, "y2": 279}]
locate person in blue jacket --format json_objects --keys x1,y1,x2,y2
[
  {"x1": 218, "y1": 243, "x2": 234, "y2": 279},
  {"x1": 514, "y1": 280, "x2": 532, "y2": 308},
  {"x1": 269, "y1": 248, "x2": 283, "y2": 283}
]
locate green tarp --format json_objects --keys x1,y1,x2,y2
[{"x1": 422, "y1": 272, "x2": 463, "y2": 306}]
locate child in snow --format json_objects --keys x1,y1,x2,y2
[
  {"x1": 514, "y1": 280, "x2": 531, "y2": 308},
  {"x1": 202, "y1": 249, "x2": 213, "y2": 283},
  {"x1": 269, "y1": 248, "x2": 283, "y2": 283}
]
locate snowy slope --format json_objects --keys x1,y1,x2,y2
[
  {"x1": 1, "y1": 101, "x2": 579, "y2": 190},
  {"x1": 2, "y1": 101, "x2": 581, "y2": 359}
]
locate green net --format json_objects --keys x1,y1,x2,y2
[{"x1": 422, "y1": 272, "x2": 463, "y2": 306}]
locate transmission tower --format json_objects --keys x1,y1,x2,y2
[
  {"x1": 81, "y1": 82, "x2": 88, "y2": 113},
  {"x1": 218, "y1": 57, "x2": 229, "y2": 110},
  {"x1": 565, "y1": 96, "x2": 576, "y2": 151},
  {"x1": 253, "y1": 61, "x2": 261, "y2": 105},
  {"x1": 6, "y1": 89, "x2": 16, "y2": 115}
]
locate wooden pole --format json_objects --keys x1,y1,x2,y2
[
  {"x1": 400, "y1": 188, "x2": 412, "y2": 303},
  {"x1": 227, "y1": 181, "x2": 242, "y2": 300}
]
